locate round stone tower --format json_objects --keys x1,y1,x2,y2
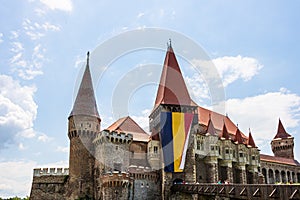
[
  {"x1": 271, "y1": 119, "x2": 294, "y2": 159},
  {"x1": 67, "y1": 52, "x2": 101, "y2": 199}
]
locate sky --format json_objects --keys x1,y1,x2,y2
[{"x1": 0, "y1": 0, "x2": 300, "y2": 198}]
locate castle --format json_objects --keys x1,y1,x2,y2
[{"x1": 30, "y1": 44, "x2": 300, "y2": 199}]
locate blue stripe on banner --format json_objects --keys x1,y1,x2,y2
[{"x1": 160, "y1": 112, "x2": 174, "y2": 172}]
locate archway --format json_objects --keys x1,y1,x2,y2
[
  {"x1": 268, "y1": 169, "x2": 274, "y2": 184},
  {"x1": 262, "y1": 168, "x2": 267, "y2": 184},
  {"x1": 281, "y1": 171, "x2": 286, "y2": 183},
  {"x1": 275, "y1": 170, "x2": 280, "y2": 183},
  {"x1": 173, "y1": 178, "x2": 184, "y2": 185},
  {"x1": 287, "y1": 171, "x2": 291, "y2": 183}
]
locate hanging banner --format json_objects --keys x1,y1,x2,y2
[{"x1": 160, "y1": 112, "x2": 194, "y2": 172}]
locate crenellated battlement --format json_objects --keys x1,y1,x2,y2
[
  {"x1": 94, "y1": 129, "x2": 133, "y2": 146},
  {"x1": 33, "y1": 168, "x2": 69, "y2": 177}
]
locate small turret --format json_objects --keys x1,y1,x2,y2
[{"x1": 271, "y1": 119, "x2": 294, "y2": 159}]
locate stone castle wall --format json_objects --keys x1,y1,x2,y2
[{"x1": 30, "y1": 168, "x2": 68, "y2": 200}]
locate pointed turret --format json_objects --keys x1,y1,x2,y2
[
  {"x1": 154, "y1": 43, "x2": 192, "y2": 108},
  {"x1": 207, "y1": 115, "x2": 217, "y2": 136},
  {"x1": 235, "y1": 128, "x2": 243, "y2": 144},
  {"x1": 274, "y1": 119, "x2": 291, "y2": 139},
  {"x1": 221, "y1": 123, "x2": 229, "y2": 140},
  {"x1": 69, "y1": 52, "x2": 100, "y2": 119},
  {"x1": 247, "y1": 129, "x2": 256, "y2": 147},
  {"x1": 271, "y1": 119, "x2": 294, "y2": 159}
]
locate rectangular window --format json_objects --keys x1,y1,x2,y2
[
  {"x1": 225, "y1": 149, "x2": 229, "y2": 154},
  {"x1": 239, "y1": 153, "x2": 243, "y2": 157},
  {"x1": 211, "y1": 146, "x2": 214, "y2": 151},
  {"x1": 154, "y1": 146, "x2": 158, "y2": 154},
  {"x1": 197, "y1": 140, "x2": 201, "y2": 150}
]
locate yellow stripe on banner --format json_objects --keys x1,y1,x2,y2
[{"x1": 172, "y1": 112, "x2": 185, "y2": 172}]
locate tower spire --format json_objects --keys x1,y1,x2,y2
[
  {"x1": 274, "y1": 118, "x2": 291, "y2": 139},
  {"x1": 154, "y1": 42, "x2": 192, "y2": 108},
  {"x1": 69, "y1": 51, "x2": 100, "y2": 119},
  {"x1": 247, "y1": 128, "x2": 256, "y2": 147}
]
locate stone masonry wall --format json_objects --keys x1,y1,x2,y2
[{"x1": 30, "y1": 175, "x2": 67, "y2": 200}]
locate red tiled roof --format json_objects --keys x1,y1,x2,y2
[
  {"x1": 247, "y1": 131, "x2": 256, "y2": 147},
  {"x1": 274, "y1": 119, "x2": 292, "y2": 139},
  {"x1": 260, "y1": 154, "x2": 299, "y2": 166},
  {"x1": 69, "y1": 52, "x2": 100, "y2": 119},
  {"x1": 198, "y1": 106, "x2": 248, "y2": 143},
  {"x1": 235, "y1": 128, "x2": 243, "y2": 144},
  {"x1": 207, "y1": 118, "x2": 217, "y2": 136},
  {"x1": 221, "y1": 123, "x2": 229, "y2": 140},
  {"x1": 154, "y1": 46, "x2": 192, "y2": 108},
  {"x1": 106, "y1": 116, "x2": 149, "y2": 142}
]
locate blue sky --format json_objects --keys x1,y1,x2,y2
[{"x1": 0, "y1": 0, "x2": 300, "y2": 197}]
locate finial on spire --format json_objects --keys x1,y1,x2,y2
[
  {"x1": 167, "y1": 38, "x2": 172, "y2": 49},
  {"x1": 87, "y1": 51, "x2": 90, "y2": 63}
]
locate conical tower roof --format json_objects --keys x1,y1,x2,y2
[
  {"x1": 69, "y1": 52, "x2": 100, "y2": 119},
  {"x1": 207, "y1": 116, "x2": 217, "y2": 136},
  {"x1": 154, "y1": 43, "x2": 192, "y2": 108},
  {"x1": 274, "y1": 119, "x2": 292, "y2": 139},
  {"x1": 221, "y1": 123, "x2": 229, "y2": 140},
  {"x1": 247, "y1": 129, "x2": 256, "y2": 147},
  {"x1": 235, "y1": 128, "x2": 243, "y2": 144}
]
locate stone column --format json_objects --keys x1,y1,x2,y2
[
  {"x1": 265, "y1": 169, "x2": 269, "y2": 184},
  {"x1": 204, "y1": 157, "x2": 218, "y2": 183},
  {"x1": 238, "y1": 165, "x2": 247, "y2": 184}
]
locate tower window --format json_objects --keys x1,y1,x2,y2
[
  {"x1": 197, "y1": 140, "x2": 201, "y2": 150},
  {"x1": 154, "y1": 146, "x2": 158, "y2": 154}
]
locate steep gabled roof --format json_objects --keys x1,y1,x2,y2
[
  {"x1": 221, "y1": 123, "x2": 230, "y2": 140},
  {"x1": 154, "y1": 45, "x2": 192, "y2": 108},
  {"x1": 234, "y1": 128, "x2": 244, "y2": 144},
  {"x1": 274, "y1": 119, "x2": 292, "y2": 139},
  {"x1": 247, "y1": 130, "x2": 256, "y2": 147},
  {"x1": 69, "y1": 52, "x2": 100, "y2": 119},
  {"x1": 106, "y1": 116, "x2": 149, "y2": 142},
  {"x1": 207, "y1": 117, "x2": 217, "y2": 136}
]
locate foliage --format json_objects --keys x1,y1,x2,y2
[{"x1": 0, "y1": 196, "x2": 29, "y2": 200}]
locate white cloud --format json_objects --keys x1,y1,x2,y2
[
  {"x1": 185, "y1": 74, "x2": 210, "y2": 104},
  {"x1": 39, "y1": 0, "x2": 73, "y2": 12},
  {"x1": 0, "y1": 75, "x2": 37, "y2": 148},
  {"x1": 137, "y1": 12, "x2": 145, "y2": 18},
  {"x1": 10, "y1": 31, "x2": 19, "y2": 39},
  {"x1": 56, "y1": 146, "x2": 69, "y2": 153},
  {"x1": 10, "y1": 42, "x2": 24, "y2": 53},
  {"x1": 224, "y1": 88, "x2": 300, "y2": 143},
  {"x1": 0, "y1": 33, "x2": 3, "y2": 43},
  {"x1": 10, "y1": 43, "x2": 45, "y2": 80},
  {"x1": 0, "y1": 159, "x2": 68, "y2": 198},
  {"x1": 213, "y1": 55, "x2": 263, "y2": 86},
  {"x1": 131, "y1": 109, "x2": 151, "y2": 133},
  {"x1": 18, "y1": 143, "x2": 27, "y2": 150},
  {"x1": 37, "y1": 133, "x2": 53, "y2": 142},
  {"x1": 22, "y1": 19, "x2": 60, "y2": 40},
  {"x1": 0, "y1": 160, "x2": 36, "y2": 198}
]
